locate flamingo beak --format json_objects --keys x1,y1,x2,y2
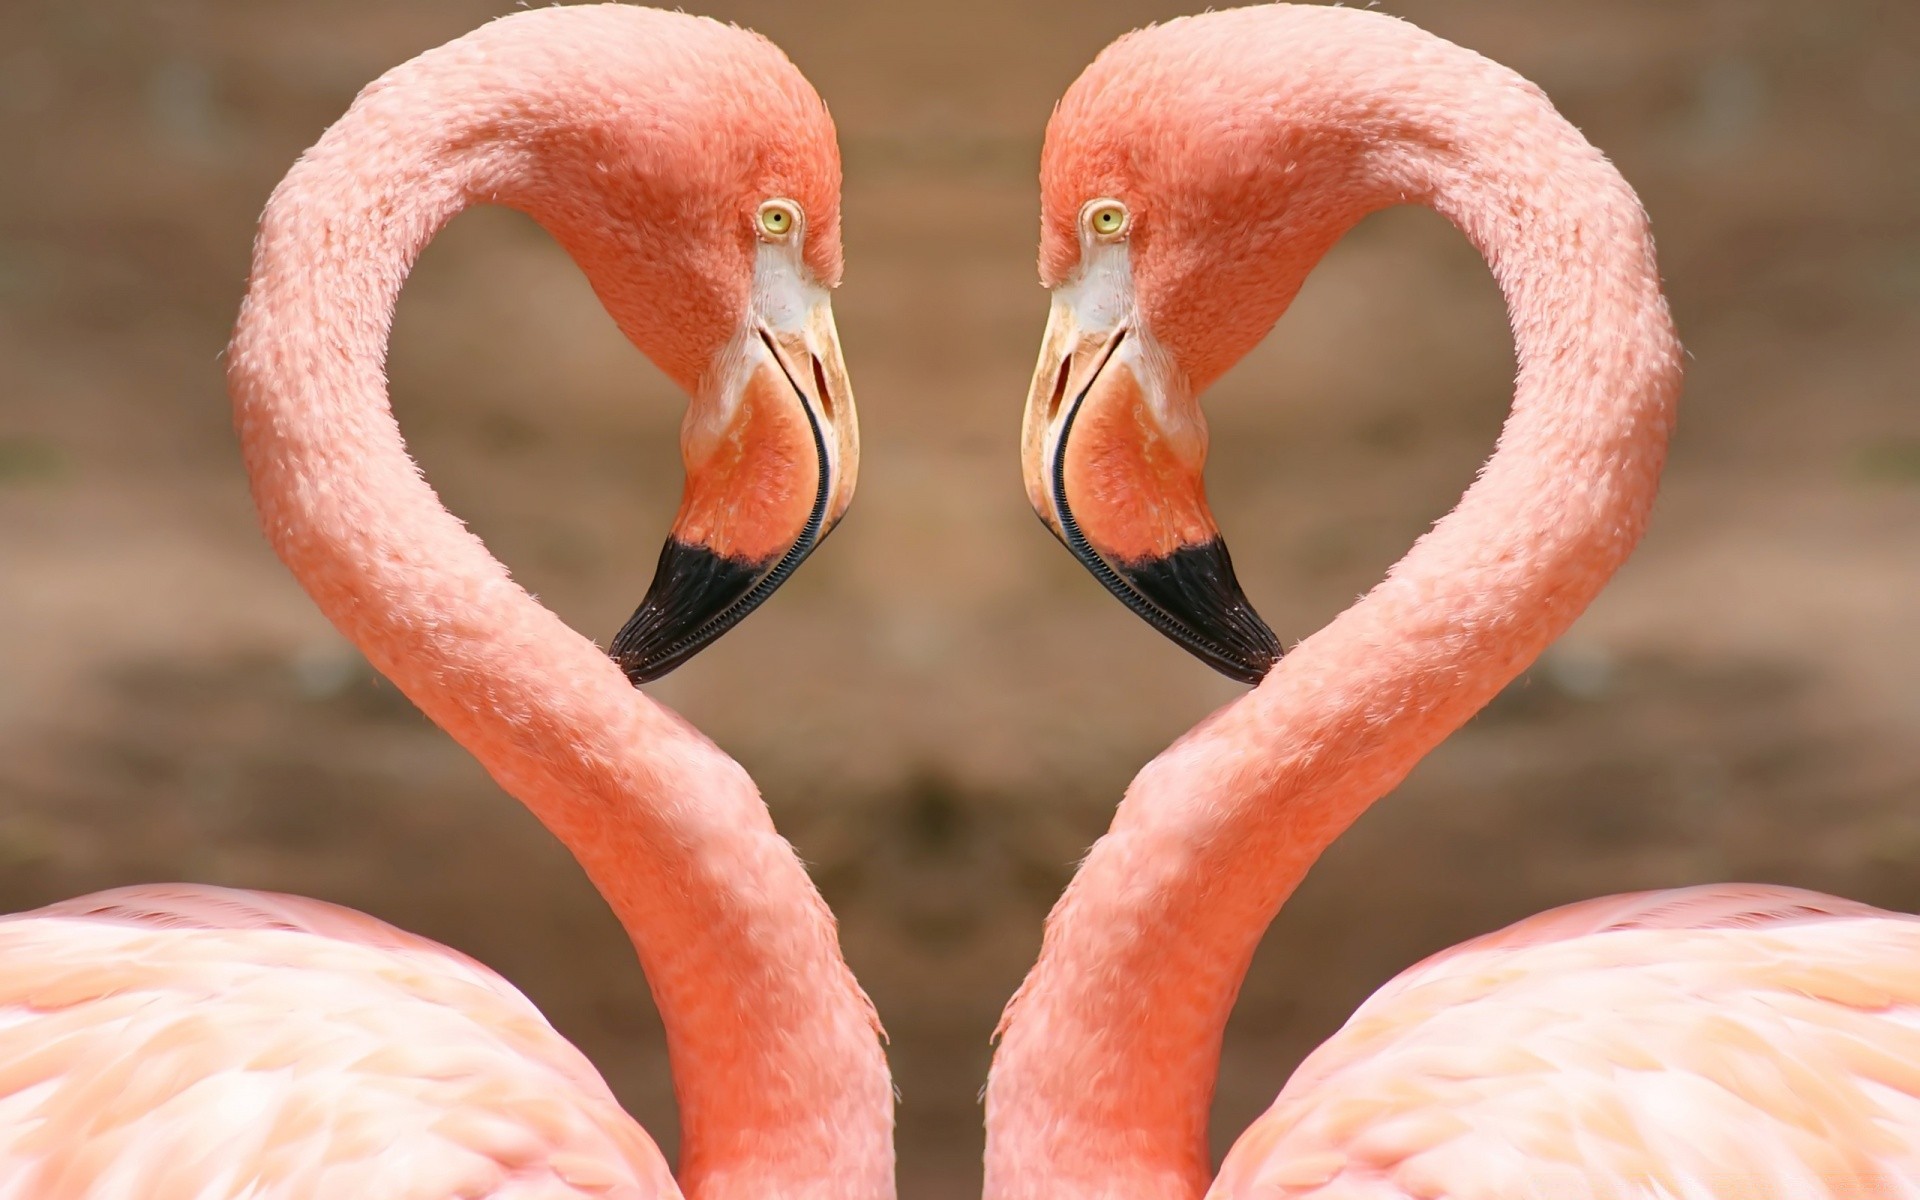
[
  {"x1": 1022, "y1": 288, "x2": 1279, "y2": 685},
  {"x1": 611, "y1": 293, "x2": 857, "y2": 684}
]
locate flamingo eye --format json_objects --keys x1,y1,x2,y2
[
  {"x1": 758, "y1": 200, "x2": 799, "y2": 239},
  {"x1": 1085, "y1": 200, "x2": 1129, "y2": 238}
]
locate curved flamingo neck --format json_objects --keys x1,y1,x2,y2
[
  {"x1": 225, "y1": 37, "x2": 892, "y2": 1200},
  {"x1": 985, "y1": 33, "x2": 1682, "y2": 1200}
]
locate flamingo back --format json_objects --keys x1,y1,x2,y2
[
  {"x1": 1213, "y1": 884, "x2": 1920, "y2": 1199},
  {"x1": 0, "y1": 884, "x2": 677, "y2": 1199}
]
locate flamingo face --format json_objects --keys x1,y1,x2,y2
[
  {"x1": 1021, "y1": 200, "x2": 1279, "y2": 684},
  {"x1": 612, "y1": 199, "x2": 858, "y2": 684}
]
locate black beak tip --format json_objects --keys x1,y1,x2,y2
[
  {"x1": 1109, "y1": 538, "x2": 1282, "y2": 687},
  {"x1": 610, "y1": 538, "x2": 769, "y2": 686},
  {"x1": 1221, "y1": 636, "x2": 1282, "y2": 686}
]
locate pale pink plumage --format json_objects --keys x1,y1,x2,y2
[
  {"x1": 1219, "y1": 888, "x2": 1920, "y2": 1199},
  {"x1": 986, "y1": 7, "x2": 1920, "y2": 1199},
  {"x1": 0, "y1": 8, "x2": 890, "y2": 1199},
  {"x1": 0, "y1": 885, "x2": 673, "y2": 1198}
]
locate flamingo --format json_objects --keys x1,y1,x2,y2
[
  {"x1": 988, "y1": 6, "x2": 1920, "y2": 1198},
  {"x1": 0, "y1": 8, "x2": 892, "y2": 1198}
]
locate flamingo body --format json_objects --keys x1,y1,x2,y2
[
  {"x1": 0, "y1": 885, "x2": 675, "y2": 1198},
  {"x1": 0, "y1": 6, "x2": 890, "y2": 1198},
  {"x1": 990, "y1": 6, "x2": 1920, "y2": 1198},
  {"x1": 1215, "y1": 885, "x2": 1920, "y2": 1198}
]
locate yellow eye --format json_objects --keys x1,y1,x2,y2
[
  {"x1": 1087, "y1": 200, "x2": 1128, "y2": 238},
  {"x1": 758, "y1": 201, "x2": 798, "y2": 238}
]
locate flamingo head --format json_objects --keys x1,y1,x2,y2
[
  {"x1": 1018, "y1": 11, "x2": 1402, "y2": 684},
  {"x1": 527, "y1": 15, "x2": 859, "y2": 684}
]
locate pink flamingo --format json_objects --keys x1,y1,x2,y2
[
  {"x1": 0, "y1": 8, "x2": 891, "y2": 1198},
  {"x1": 990, "y1": 7, "x2": 1920, "y2": 1198}
]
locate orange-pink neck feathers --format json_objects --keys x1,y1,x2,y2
[
  {"x1": 225, "y1": 9, "x2": 888, "y2": 1199},
  {"x1": 992, "y1": 7, "x2": 1682, "y2": 1197}
]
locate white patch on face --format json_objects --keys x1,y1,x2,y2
[
  {"x1": 750, "y1": 235, "x2": 828, "y2": 335},
  {"x1": 1055, "y1": 236, "x2": 1136, "y2": 334},
  {"x1": 687, "y1": 221, "x2": 854, "y2": 510},
  {"x1": 1044, "y1": 236, "x2": 1200, "y2": 463},
  {"x1": 693, "y1": 232, "x2": 830, "y2": 444}
]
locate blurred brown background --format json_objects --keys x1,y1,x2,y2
[{"x1": 2, "y1": 0, "x2": 1917, "y2": 1193}]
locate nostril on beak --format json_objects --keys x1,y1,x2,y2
[
  {"x1": 810, "y1": 354, "x2": 833, "y2": 419},
  {"x1": 1045, "y1": 356, "x2": 1072, "y2": 421}
]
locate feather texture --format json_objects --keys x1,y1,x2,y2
[
  {"x1": 1221, "y1": 886, "x2": 1920, "y2": 1199},
  {"x1": 0, "y1": 885, "x2": 675, "y2": 1198}
]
